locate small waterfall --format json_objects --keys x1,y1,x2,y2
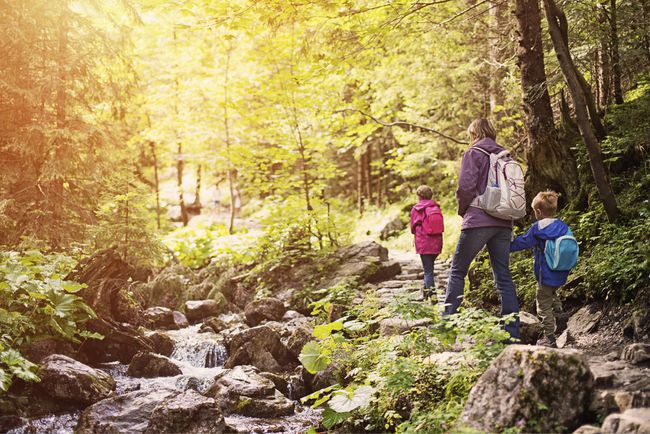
[{"x1": 167, "y1": 325, "x2": 228, "y2": 368}]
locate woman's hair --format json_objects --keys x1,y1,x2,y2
[
  {"x1": 467, "y1": 118, "x2": 497, "y2": 142},
  {"x1": 416, "y1": 185, "x2": 433, "y2": 200},
  {"x1": 532, "y1": 190, "x2": 559, "y2": 216}
]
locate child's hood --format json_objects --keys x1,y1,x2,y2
[
  {"x1": 413, "y1": 199, "x2": 437, "y2": 211},
  {"x1": 535, "y1": 218, "x2": 569, "y2": 240}
]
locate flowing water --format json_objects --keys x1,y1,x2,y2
[{"x1": 8, "y1": 323, "x2": 319, "y2": 434}]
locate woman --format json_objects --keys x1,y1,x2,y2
[{"x1": 443, "y1": 118, "x2": 520, "y2": 340}]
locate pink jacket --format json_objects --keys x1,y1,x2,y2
[{"x1": 410, "y1": 199, "x2": 443, "y2": 255}]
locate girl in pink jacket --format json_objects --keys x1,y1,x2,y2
[{"x1": 410, "y1": 185, "x2": 443, "y2": 300}]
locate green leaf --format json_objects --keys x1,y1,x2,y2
[
  {"x1": 313, "y1": 321, "x2": 343, "y2": 339},
  {"x1": 328, "y1": 385, "x2": 375, "y2": 413},
  {"x1": 322, "y1": 407, "x2": 350, "y2": 429},
  {"x1": 298, "y1": 341, "x2": 330, "y2": 374}
]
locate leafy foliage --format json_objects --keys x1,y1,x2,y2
[
  {"x1": 300, "y1": 291, "x2": 511, "y2": 432},
  {"x1": 0, "y1": 251, "x2": 100, "y2": 392}
]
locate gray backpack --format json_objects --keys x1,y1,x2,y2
[{"x1": 470, "y1": 147, "x2": 526, "y2": 220}]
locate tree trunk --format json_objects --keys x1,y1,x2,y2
[
  {"x1": 56, "y1": 5, "x2": 67, "y2": 130},
  {"x1": 598, "y1": 41, "x2": 611, "y2": 109},
  {"x1": 642, "y1": 0, "x2": 650, "y2": 64},
  {"x1": 514, "y1": 0, "x2": 579, "y2": 203},
  {"x1": 357, "y1": 156, "x2": 364, "y2": 215},
  {"x1": 489, "y1": 0, "x2": 507, "y2": 113},
  {"x1": 609, "y1": 0, "x2": 624, "y2": 104},
  {"x1": 193, "y1": 164, "x2": 202, "y2": 208},
  {"x1": 176, "y1": 142, "x2": 189, "y2": 226},
  {"x1": 224, "y1": 42, "x2": 236, "y2": 234},
  {"x1": 364, "y1": 143, "x2": 372, "y2": 206},
  {"x1": 149, "y1": 141, "x2": 161, "y2": 230},
  {"x1": 543, "y1": 0, "x2": 619, "y2": 221}
]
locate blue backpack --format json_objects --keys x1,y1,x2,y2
[{"x1": 544, "y1": 228, "x2": 579, "y2": 271}]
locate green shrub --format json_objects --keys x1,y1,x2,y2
[
  {"x1": 300, "y1": 292, "x2": 511, "y2": 433},
  {"x1": 0, "y1": 251, "x2": 101, "y2": 392}
]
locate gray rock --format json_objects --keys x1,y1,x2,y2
[
  {"x1": 624, "y1": 307, "x2": 650, "y2": 340},
  {"x1": 225, "y1": 325, "x2": 296, "y2": 373},
  {"x1": 143, "y1": 307, "x2": 178, "y2": 330},
  {"x1": 185, "y1": 299, "x2": 224, "y2": 323},
  {"x1": 38, "y1": 354, "x2": 115, "y2": 405},
  {"x1": 380, "y1": 216, "x2": 406, "y2": 240},
  {"x1": 127, "y1": 351, "x2": 182, "y2": 378},
  {"x1": 286, "y1": 326, "x2": 313, "y2": 358},
  {"x1": 199, "y1": 317, "x2": 228, "y2": 334},
  {"x1": 379, "y1": 317, "x2": 431, "y2": 337},
  {"x1": 601, "y1": 408, "x2": 650, "y2": 433},
  {"x1": 146, "y1": 331, "x2": 175, "y2": 357},
  {"x1": 519, "y1": 311, "x2": 543, "y2": 345},
  {"x1": 208, "y1": 365, "x2": 295, "y2": 417},
  {"x1": 567, "y1": 305, "x2": 603, "y2": 335},
  {"x1": 336, "y1": 241, "x2": 389, "y2": 261},
  {"x1": 557, "y1": 329, "x2": 575, "y2": 349},
  {"x1": 77, "y1": 388, "x2": 224, "y2": 433},
  {"x1": 460, "y1": 345, "x2": 593, "y2": 433},
  {"x1": 367, "y1": 260, "x2": 402, "y2": 283},
  {"x1": 573, "y1": 425, "x2": 602, "y2": 434},
  {"x1": 145, "y1": 389, "x2": 225, "y2": 434},
  {"x1": 244, "y1": 297, "x2": 286, "y2": 326},
  {"x1": 173, "y1": 311, "x2": 190, "y2": 328},
  {"x1": 621, "y1": 343, "x2": 650, "y2": 365}
]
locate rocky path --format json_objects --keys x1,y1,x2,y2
[{"x1": 374, "y1": 250, "x2": 450, "y2": 306}]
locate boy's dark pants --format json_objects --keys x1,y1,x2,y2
[{"x1": 537, "y1": 283, "x2": 562, "y2": 337}]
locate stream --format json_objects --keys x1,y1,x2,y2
[{"x1": 8, "y1": 324, "x2": 320, "y2": 434}]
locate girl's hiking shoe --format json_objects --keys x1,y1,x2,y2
[{"x1": 536, "y1": 336, "x2": 557, "y2": 348}]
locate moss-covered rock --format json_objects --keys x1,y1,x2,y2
[{"x1": 460, "y1": 345, "x2": 593, "y2": 433}]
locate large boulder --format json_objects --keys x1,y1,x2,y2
[
  {"x1": 601, "y1": 408, "x2": 650, "y2": 433},
  {"x1": 37, "y1": 354, "x2": 115, "y2": 405},
  {"x1": 621, "y1": 343, "x2": 650, "y2": 365},
  {"x1": 76, "y1": 388, "x2": 225, "y2": 433},
  {"x1": 127, "y1": 352, "x2": 182, "y2": 378},
  {"x1": 380, "y1": 216, "x2": 406, "y2": 240},
  {"x1": 145, "y1": 389, "x2": 225, "y2": 434},
  {"x1": 185, "y1": 299, "x2": 225, "y2": 323},
  {"x1": 173, "y1": 311, "x2": 190, "y2": 328},
  {"x1": 146, "y1": 331, "x2": 175, "y2": 357},
  {"x1": 143, "y1": 307, "x2": 178, "y2": 330},
  {"x1": 207, "y1": 365, "x2": 295, "y2": 417},
  {"x1": 244, "y1": 298, "x2": 286, "y2": 326},
  {"x1": 335, "y1": 241, "x2": 389, "y2": 262},
  {"x1": 460, "y1": 345, "x2": 593, "y2": 433},
  {"x1": 79, "y1": 318, "x2": 155, "y2": 364},
  {"x1": 225, "y1": 325, "x2": 297, "y2": 373},
  {"x1": 20, "y1": 338, "x2": 80, "y2": 364}
]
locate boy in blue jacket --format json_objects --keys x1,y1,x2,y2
[{"x1": 511, "y1": 191, "x2": 569, "y2": 347}]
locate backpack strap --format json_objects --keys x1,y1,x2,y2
[{"x1": 471, "y1": 146, "x2": 491, "y2": 157}]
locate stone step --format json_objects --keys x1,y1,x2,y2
[{"x1": 396, "y1": 274, "x2": 420, "y2": 281}]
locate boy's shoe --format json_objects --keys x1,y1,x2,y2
[
  {"x1": 422, "y1": 288, "x2": 433, "y2": 301},
  {"x1": 536, "y1": 335, "x2": 557, "y2": 348}
]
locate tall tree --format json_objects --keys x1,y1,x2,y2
[
  {"x1": 514, "y1": 0, "x2": 579, "y2": 203},
  {"x1": 543, "y1": 0, "x2": 619, "y2": 220}
]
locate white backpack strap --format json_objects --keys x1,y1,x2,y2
[
  {"x1": 495, "y1": 150, "x2": 511, "y2": 159},
  {"x1": 472, "y1": 146, "x2": 491, "y2": 157}
]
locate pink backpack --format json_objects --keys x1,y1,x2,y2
[{"x1": 422, "y1": 204, "x2": 444, "y2": 235}]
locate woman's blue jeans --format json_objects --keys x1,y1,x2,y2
[{"x1": 443, "y1": 227, "x2": 520, "y2": 339}]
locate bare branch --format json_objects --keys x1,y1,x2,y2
[{"x1": 335, "y1": 108, "x2": 468, "y2": 144}]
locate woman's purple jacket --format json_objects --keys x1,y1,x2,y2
[
  {"x1": 410, "y1": 200, "x2": 443, "y2": 255},
  {"x1": 457, "y1": 137, "x2": 513, "y2": 230}
]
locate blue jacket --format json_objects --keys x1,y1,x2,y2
[{"x1": 510, "y1": 218, "x2": 571, "y2": 287}]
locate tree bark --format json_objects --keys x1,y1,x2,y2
[
  {"x1": 609, "y1": 0, "x2": 624, "y2": 104},
  {"x1": 193, "y1": 164, "x2": 202, "y2": 208},
  {"x1": 642, "y1": 0, "x2": 650, "y2": 64},
  {"x1": 224, "y1": 42, "x2": 236, "y2": 234},
  {"x1": 597, "y1": 41, "x2": 611, "y2": 109},
  {"x1": 176, "y1": 141, "x2": 188, "y2": 226},
  {"x1": 489, "y1": 0, "x2": 507, "y2": 113},
  {"x1": 149, "y1": 141, "x2": 161, "y2": 230},
  {"x1": 514, "y1": 0, "x2": 579, "y2": 203},
  {"x1": 543, "y1": 0, "x2": 619, "y2": 221},
  {"x1": 357, "y1": 156, "x2": 364, "y2": 215},
  {"x1": 364, "y1": 143, "x2": 372, "y2": 206}
]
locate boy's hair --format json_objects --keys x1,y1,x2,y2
[
  {"x1": 467, "y1": 118, "x2": 497, "y2": 142},
  {"x1": 532, "y1": 190, "x2": 559, "y2": 216},
  {"x1": 416, "y1": 185, "x2": 433, "y2": 200}
]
